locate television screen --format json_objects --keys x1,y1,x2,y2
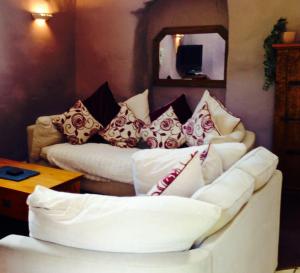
[{"x1": 176, "y1": 45, "x2": 203, "y2": 76}]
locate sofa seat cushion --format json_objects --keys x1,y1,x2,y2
[
  {"x1": 41, "y1": 143, "x2": 138, "y2": 184},
  {"x1": 27, "y1": 186, "x2": 221, "y2": 253}
]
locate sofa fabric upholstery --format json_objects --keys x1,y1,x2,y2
[
  {"x1": 27, "y1": 186, "x2": 221, "y2": 253},
  {"x1": 29, "y1": 115, "x2": 63, "y2": 161},
  {"x1": 26, "y1": 117, "x2": 256, "y2": 196},
  {"x1": 0, "y1": 171, "x2": 282, "y2": 273}
]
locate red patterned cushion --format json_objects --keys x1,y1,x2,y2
[
  {"x1": 141, "y1": 106, "x2": 186, "y2": 149},
  {"x1": 52, "y1": 100, "x2": 102, "y2": 145},
  {"x1": 182, "y1": 102, "x2": 220, "y2": 146},
  {"x1": 147, "y1": 150, "x2": 207, "y2": 197},
  {"x1": 100, "y1": 103, "x2": 144, "y2": 148}
]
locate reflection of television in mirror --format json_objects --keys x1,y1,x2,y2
[{"x1": 176, "y1": 45, "x2": 203, "y2": 77}]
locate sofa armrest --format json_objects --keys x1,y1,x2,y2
[
  {"x1": 209, "y1": 123, "x2": 255, "y2": 152},
  {"x1": 0, "y1": 235, "x2": 211, "y2": 273},
  {"x1": 210, "y1": 122, "x2": 246, "y2": 145},
  {"x1": 242, "y1": 130, "x2": 256, "y2": 152},
  {"x1": 28, "y1": 115, "x2": 64, "y2": 162}
]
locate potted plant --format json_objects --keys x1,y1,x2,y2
[{"x1": 263, "y1": 18, "x2": 287, "y2": 90}]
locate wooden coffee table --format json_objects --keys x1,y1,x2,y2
[{"x1": 0, "y1": 158, "x2": 83, "y2": 221}]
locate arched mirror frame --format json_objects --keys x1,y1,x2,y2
[{"x1": 153, "y1": 25, "x2": 228, "y2": 88}]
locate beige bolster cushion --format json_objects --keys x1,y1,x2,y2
[{"x1": 30, "y1": 115, "x2": 64, "y2": 161}]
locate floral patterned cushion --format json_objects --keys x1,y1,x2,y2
[
  {"x1": 52, "y1": 100, "x2": 102, "y2": 145},
  {"x1": 141, "y1": 106, "x2": 186, "y2": 149},
  {"x1": 100, "y1": 103, "x2": 144, "y2": 148},
  {"x1": 146, "y1": 145, "x2": 222, "y2": 197},
  {"x1": 147, "y1": 151, "x2": 205, "y2": 197},
  {"x1": 197, "y1": 90, "x2": 240, "y2": 135},
  {"x1": 182, "y1": 102, "x2": 220, "y2": 147}
]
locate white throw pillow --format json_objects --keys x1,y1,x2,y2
[
  {"x1": 201, "y1": 145, "x2": 223, "y2": 184},
  {"x1": 197, "y1": 90, "x2": 240, "y2": 135},
  {"x1": 27, "y1": 186, "x2": 221, "y2": 253},
  {"x1": 124, "y1": 89, "x2": 150, "y2": 124},
  {"x1": 209, "y1": 122, "x2": 246, "y2": 145},
  {"x1": 229, "y1": 147, "x2": 279, "y2": 191},
  {"x1": 132, "y1": 143, "x2": 243, "y2": 195},
  {"x1": 192, "y1": 168, "x2": 255, "y2": 245},
  {"x1": 147, "y1": 151, "x2": 205, "y2": 197}
]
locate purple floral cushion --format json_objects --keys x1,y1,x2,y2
[
  {"x1": 141, "y1": 106, "x2": 186, "y2": 149},
  {"x1": 99, "y1": 103, "x2": 144, "y2": 148},
  {"x1": 182, "y1": 102, "x2": 220, "y2": 146},
  {"x1": 52, "y1": 100, "x2": 102, "y2": 145}
]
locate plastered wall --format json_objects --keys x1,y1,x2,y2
[
  {"x1": 76, "y1": 0, "x2": 300, "y2": 148},
  {"x1": 2, "y1": 0, "x2": 300, "y2": 159},
  {"x1": 226, "y1": 0, "x2": 300, "y2": 148},
  {"x1": 0, "y1": 0, "x2": 76, "y2": 159},
  {"x1": 76, "y1": 0, "x2": 228, "y2": 110}
]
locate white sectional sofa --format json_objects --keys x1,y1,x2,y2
[
  {"x1": 0, "y1": 173, "x2": 282, "y2": 273},
  {"x1": 26, "y1": 116, "x2": 256, "y2": 195},
  {"x1": 0, "y1": 147, "x2": 282, "y2": 273}
]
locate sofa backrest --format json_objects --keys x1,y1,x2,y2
[
  {"x1": 228, "y1": 146, "x2": 279, "y2": 191},
  {"x1": 192, "y1": 146, "x2": 278, "y2": 242}
]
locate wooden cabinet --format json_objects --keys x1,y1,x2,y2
[{"x1": 273, "y1": 44, "x2": 300, "y2": 191}]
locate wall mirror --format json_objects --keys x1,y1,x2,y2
[{"x1": 153, "y1": 25, "x2": 228, "y2": 88}]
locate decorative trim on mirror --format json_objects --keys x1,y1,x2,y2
[{"x1": 153, "y1": 25, "x2": 228, "y2": 88}]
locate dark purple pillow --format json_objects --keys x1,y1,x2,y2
[
  {"x1": 84, "y1": 82, "x2": 120, "y2": 126},
  {"x1": 150, "y1": 94, "x2": 192, "y2": 124},
  {"x1": 83, "y1": 82, "x2": 120, "y2": 143}
]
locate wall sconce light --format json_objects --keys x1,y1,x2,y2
[
  {"x1": 32, "y1": 12, "x2": 53, "y2": 26},
  {"x1": 32, "y1": 12, "x2": 53, "y2": 21}
]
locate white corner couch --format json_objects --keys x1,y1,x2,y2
[
  {"x1": 0, "y1": 173, "x2": 282, "y2": 273},
  {"x1": 26, "y1": 116, "x2": 256, "y2": 195},
  {"x1": 0, "y1": 147, "x2": 282, "y2": 273}
]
